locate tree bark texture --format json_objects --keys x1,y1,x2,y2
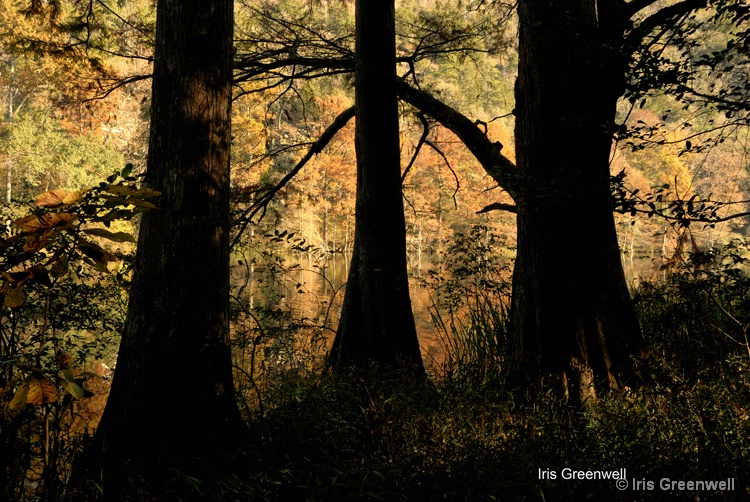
[
  {"x1": 329, "y1": 0, "x2": 425, "y2": 375},
  {"x1": 79, "y1": 0, "x2": 244, "y2": 493},
  {"x1": 509, "y1": 0, "x2": 645, "y2": 400}
]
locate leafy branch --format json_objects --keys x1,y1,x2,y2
[{"x1": 611, "y1": 169, "x2": 750, "y2": 227}]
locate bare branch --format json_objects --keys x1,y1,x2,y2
[
  {"x1": 85, "y1": 74, "x2": 152, "y2": 101},
  {"x1": 425, "y1": 139, "x2": 460, "y2": 210},
  {"x1": 402, "y1": 112, "x2": 431, "y2": 183}
]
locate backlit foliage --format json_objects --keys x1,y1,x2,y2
[
  {"x1": 0, "y1": 167, "x2": 157, "y2": 498},
  {"x1": 0, "y1": 0, "x2": 749, "y2": 498}
]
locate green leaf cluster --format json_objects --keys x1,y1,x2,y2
[{"x1": 3, "y1": 112, "x2": 125, "y2": 200}]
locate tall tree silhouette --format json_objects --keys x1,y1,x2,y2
[
  {"x1": 77, "y1": 0, "x2": 244, "y2": 494},
  {"x1": 329, "y1": 0, "x2": 425, "y2": 376},
  {"x1": 505, "y1": 0, "x2": 734, "y2": 400},
  {"x1": 506, "y1": 0, "x2": 644, "y2": 401}
]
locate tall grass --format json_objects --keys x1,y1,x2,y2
[
  {"x1": 429, "y1": 292, "x2": 509, "y2": 385},
  {"x1": 423, "y1": 225, "x2": 512, "y2": 385}
]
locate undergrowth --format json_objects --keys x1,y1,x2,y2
[
  {"x1": 3, "y1": 218, "x2": 750, "y2": 500},
  {"x1": 228, "y1": 239, "x2": 750, "y2": 501},
  {"x1": 234, "y1": 353, "x2": 749, "y2": 501}
]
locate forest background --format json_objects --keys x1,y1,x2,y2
[{"x1": 1, "y1": 0, "x2": 750, "y2": 499}]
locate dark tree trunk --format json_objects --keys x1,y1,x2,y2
[
  {"x1": 329, "y1": 0, "x2": 424, "y2": 376},
  {"x1": 76, "y1": 0, "x2": 244, "y2": 494},
  {"x1": 508, "y1": 0, "x2": 645, "y2": 401}
]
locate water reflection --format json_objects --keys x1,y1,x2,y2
[{"x1": 230, "y1": 252, "x2": 448, "y2": 377}]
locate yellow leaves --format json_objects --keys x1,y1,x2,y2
[
  {"x1": 82, "y1": 228, "x2": 137, "y2": 243},
  {"x1": 3, "y1": 285, "x2": 26, "y2": 308},
  {"x1": 34, "y1": 189, "x2": 69, "y2": 208},
  {"x1": 26, "y1": 374, "x2": 59, "y2": 405},
  {"x1": 34, "y1": 189, "x2": 89, "y2": 208},
  {"x1": 9, "y1": 374, "x2": 59, "y2": 410},
  {"x1": 5, "y1": 364, "x2": 92, "y2": 411},
  {"x1": 3, "y1": 284, "x2": 27, "y2": 308},
  {"x1": 14, "y1": 212, "x2": 78, "y2": 233},
  {"x1": 6, "y1": 369, "x2": 87, "y2": 411},
  {"x1": 22, "y1": 233, "x2": 50, "y2": 254},
  {"x1": 104, "y1": 184, "x2": 160, "y2": 199},
  {"x1": 76, "y1": 238, "x2": 118, "y2": 272},
  {"x1": 101, "y1": 194, "x2": 157, "y2": 209},
  {"x1": 59, "y1": 369, "x2": 85, "y2": 400},
  {"x1": 30, "y1": 185, "x2": 159, "y2": 216},
  {"x1": 5, "y1": 179, "x2": 152, "y2": 283},
  {"x1": 99, "y1": 185, "x2": 161, "y2": 212},
  {"x1": 49, "y1": 255, "x2": 69, "y2": 278},
  {"x1": 63, "y1": 189, "x2": 90, "y2": 205},
  {"x1": 7, "y1": 381, "x2": 28, "y2": 410},
  {"x1": 1, "y1": 265, "x2": 52, "y2": 308},
  {"x1": 0, "y1": 178, "x2": 138, "y2": 421},
  {"x1": 55, "y1": 350, "x2": 73, "y2": 370}
]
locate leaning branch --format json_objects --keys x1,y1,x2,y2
[
  {"x1": 230, "y1": 106, "x2": 355, "y2": 248},
  {"x1": 395, "y1": 78, "x2": 519, "y2": 200},
  {"x1": 623, "y1": 0, "x2": 661, "y2": 20},
  {"x1": 233, "y1": 56, "x2": 353, "y2": 83},
  {"x1": 625, "y1": 0, "x2": 708, "y2": 51},
  {"x1": 477, "y1": 202, "x2": 517, "y2": 214}
]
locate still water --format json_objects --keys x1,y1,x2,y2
[{"x1": 230, "y1": 254, "x2": 448, "y2": 375}]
